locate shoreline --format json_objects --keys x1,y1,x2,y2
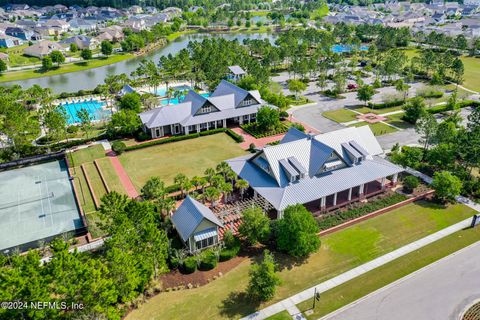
[{"x1": 0, "y1": 27, "x2": 281, "y2": 85}]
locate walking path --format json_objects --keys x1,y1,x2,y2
[
  {"x1": 106, "y1": 150, "x2": 139, "y2": 199},
  {"x1": 241, "y1": 215, "x2": 476, "y2": 320}
]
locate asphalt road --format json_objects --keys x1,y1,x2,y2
[{"x1": 321, "y1": 241, "x2": 480, "y2": 320}]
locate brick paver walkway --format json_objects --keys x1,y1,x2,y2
[
  {"x1": 106, "y1": 150, "x2": 139, "y2": 199},
  {"x1": 230, "y1": 127, "x2": 286, "y2": 149}
]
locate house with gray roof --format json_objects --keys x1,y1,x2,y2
[
  {"x1": 227, "y1": 126, "x2": 403, "y2": 218},
  {"x1": 227, "y1": 65, "x2": 246, "y2": 82},
  {"x1": 171, "y1": 196, "x2": 223, "y2": 252},
  {"x1": 139, "y1": 80, "x2": 270, "y2": 138}
]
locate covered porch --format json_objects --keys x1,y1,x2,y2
[{"x1": 302, "y1": 175, "x2": 398, "y2": 216}]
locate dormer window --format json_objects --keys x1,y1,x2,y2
[{"x1": 239, "y1": 98, "x2": 256, "y2": 107}]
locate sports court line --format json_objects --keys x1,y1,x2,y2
[{"x1": 106, "y1": 150, "x2": 139, "y2": 199}]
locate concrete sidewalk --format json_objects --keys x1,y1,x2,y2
[{"x1": 241, "y1": 216, "x2": 476, "y2": 320}]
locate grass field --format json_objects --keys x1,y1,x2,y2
[
  {"x1": 126, "y1": 201, "x2": 475, "y2": 320},
  {"x1": 71, "y1": 166, "x2": 96, "y2": 214},
  {"x1": 322, "y1": 109, "x2": 358, "y2": 123},
  {"x1": 265, "y1": 311, "x2": 291, "y2": 320},
  {"x1": 96, "y1": 157, "x2": 128, "y2": 195},
  {"x1": 119, "y1": 133, "x2": 247, "y2": 189},
  {"x1": 0, "y1": 54, "x2": 134, "y2": 83},
  {"x1": 297, "y1": 226, "x2": 480, "y2": 319},
  {"x1": 68, "y1": 144, "x2": 106, "y2": 166},
  {"x1": 349, "y1": 121, "x2": 398, "y2": 136},
  {"x1": 350, "y1": 105, "x2": 404, "y2": 115},
  {"x1": 385, "y1": 112, "x2": 413, "y2": 130},
  {"x1": 83, "y1": 162, "x2": 108, "y2": 201},
  {"x1": 85, "y1": 211, "x2": 107, "y2": 239}
]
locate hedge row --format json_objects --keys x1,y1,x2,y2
[
  {"x1": 316, "y1": 193, "x2": 408, "y2": 231},
  {"x1": 417, "y1": 90, "x2": 444, "y2": 99},
  {"x1": 367, "y1": 99, "x2": 404, "y2": 109},
  {"x1": 240, "y1": 123, "x2": 289, "y2": 138},
  {"x1": 124, "y1": 128, "x2": 242, "y2": 152},
  {"x1": 428, "y1": 99, "x2": 480, "y2": 115}
]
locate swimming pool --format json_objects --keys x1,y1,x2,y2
[
  {"x1": 331, "y1": 44, "x2": 369, "y2": 53},
  {"x1": 155, "y1": 85, "x2": 193, "y2": 97},
  {"x1": 160, "y1": 93, "x2": 210, "y2": 105},
  {"x1": 60, "y1": 100, "x2": 111, "y2": 125}
]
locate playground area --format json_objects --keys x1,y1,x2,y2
[{"x1": 0, "y1": 160, "x2": 83, "y2": 252}]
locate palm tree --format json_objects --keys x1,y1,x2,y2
[
  {"x1": 204, "y1": 187, "x2": 220, "y2": 208},
  {"x1": 226, "y1": 170, "x2": 237, "y2": 188},
  {"x1": 220, "y1": 182, "x2": 233, "y2": 204},
  {"x1": 216, "y1": 161, "x2": 231, "y2": 179},
  {"x1": 174, "y1": 173, "x2": 190, "y2": 198},
  {"x1": 191, "y1": 176, "x2": 202, "y2": 191},
  {"x1": 166, "y1": 87, "x2": 175, "y2": 105},
  {"x1": 211, "y1": 175, "x2": 224, "y2": 188},
  {"x1": 236, "y1": 179, "x2": 249, "y2": 199},
  {"x1": 204, "y1": 168, "x2": 216, "y2": 184},
  {"x1": 160, "y1": 197, "x2": 176, "y2": 217}
]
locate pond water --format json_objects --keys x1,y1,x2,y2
[{"x1": 3, "y1": 33, "x2": 277, "y2": 94}]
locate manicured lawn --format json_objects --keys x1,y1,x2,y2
[
  {"x1": 349, "y1": 122, "x2": 398, "y2": 136},
  {"x1": 68, "y1": 144, "x2": 106, "y2": 166},
  {"x1": 83, "y1": 162, "x2": 108, "y2": 202},
  {"x1": 458, "y1": 56, "x2": 480, "y2": 92},
  {"x1": 349, "y1": 105, "x2": 404, "y2": 115},
  {"x1": 71, "y1": 166, "x2": 96, "y2": 214},
  {"x1": 322, "y1": 109, "x2": 358, "y2": 123},
  {"x1": 96, "y1": 157, "x2": 128, "y2": 195},
  {"x1": 297, "y1": 226, "x2": 480, "y2": 319},
  {"x1": 385, "y1": 112, "x2": 413, "y2": 130},
  {"x1": 119, "y1": 134, "x2": 247, "y2": 188},
  {"x1": 0, "y1": 54, "x2": 134, "y2": 83},
  {"x1": 125, "y1": 201, "x2": 475, "y2": 320},
  {"x1": 265, "y1": 311, "x2": 292, "y2": 320}
]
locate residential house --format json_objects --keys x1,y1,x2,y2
[
  {"x1": 96, "y1": 25, "x2": 124, "y2": 42},
  {"x1": 0, "y1": 35, "x2": 22, "y2": 48},
  {"x1": 227, "y1": 126, "x2": 403, "y2": 218},
  {"x1": 171, "y1": 196, "x2": 223, "y2": 253},
  {"x1": 5, "y1": 27, "x2": 33, "y2": 40},
  {"x1": 60, "y1": 35, "x2": 98, "y2": 50},
  {"x1": 23, "y1": 40, "x2": 64, "y2": 58},
  {"x1": 68, "y1": 18, "x2": 98, "y2": 32},
  {"x1": 123, "y1": 17, "x2": 146, "y2": 32},
  {"x1": 128, "y1": 5, "x2": 143, "y2": 14},
  {"x1": 227, "y1": 65, "x2": 246, "y2": 82},
  {"x1": 139, "y1": 80, "x2": 270, "y2": 138},
  {"x1": 44, "y1": 19, "x2": 70, "y2": 33}
]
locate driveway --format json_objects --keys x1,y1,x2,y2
[{"x1": 321, "y1": 241, "x2": 480, "y2": 320}]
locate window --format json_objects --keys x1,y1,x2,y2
[
  {"x1": 240, "y1": 98, "x2": 255, "y2": 107},
  {"x1": 188, "y1": 125, "x2": 196, "y2": 132},
  {"x1": 195, "y1": 236, "x2": 216, "y2": 250},
  {"x1": 200, "y1": 122, "x2": 207, "y2": 129}
]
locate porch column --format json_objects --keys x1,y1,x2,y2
[
  {"x1": 320, "y1": 196, "x2": 326, "y2": 209},
  {"x1": 253, "y1": 190, "x2": 258, "y2": 199},
  {"x1": 151, "y1": 128, "x2": 157, "y2": 139},
  {"x1": 223, "y1": 119, "x2": 227, "y2": 128},
  {"x1": 359, "y1": 184, "x2": 365, "y2": 195},
  {"x1": 207, "y1": 122, "x2": 210, "y2": 130},
  {"x1": 392, "y1": 173, "x2": 398, "y2": 185},
  {"x1": 277, "y1": 210, "x2": 283, "y2": 219},
  {"x1": 239, "y1": 116, "x2": 244, "y2": 125},
  {"x1": 185, "y1": 126, "x2": 189, "y2": 135},
  {"x1": 348, "y1": 188, "x2": 352, "y2": 201},
  {"x1": 333, "y1": 192, "x2": 337, "y2": 206},
  {"x1": 170, "y1": 124, "x2": 174, "y2": 135},
  {"x1": 381, "y1": 177, "x2": 386, "y2": 190},
  {"x1": 196, "y1": 124, "x2": 200, "y2": 133},
  {"x1": 248, "y1": 114, "x2": 252, "y2": 123},
  {"x1": 215, "y1": 121, "x2": 217, "y2": 129}
]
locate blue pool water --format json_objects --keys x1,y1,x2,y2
[
  {"x1": 60, "y1": 100, "x2": 111, "y2": 125},
  {"x1": 332, "y1": 44, "x2": 369, "y2": 53},
  {"x1": 161, "y1": 93, "x2": 210, "y2": 106},
  {"x1": 155, "y1": 85, "x2": 193, "y2": 97}
]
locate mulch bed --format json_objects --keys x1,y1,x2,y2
[{"x1": 160, "y1": 256, "x2": 247, "y2": 289}]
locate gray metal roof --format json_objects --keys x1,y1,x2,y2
[
  {"x1": 228, "y1": 65, "x2": 246, "y2": 75},
  {"x1": 171, "y1": 196, "x2": 223, "y2": 242},
  {"x1": 227, "y1": 126, "x2": 404, "y2": 211},
  {"x1": 139, "y1": 80, "x2": 267, "y2": 129},
  {"x1": 280, "y1": 127, "x2": 309, "y2": 144}
]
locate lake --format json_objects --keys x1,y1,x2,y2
[{"x1": 2, "y1": 33, "x2": 277, "y2": 94}]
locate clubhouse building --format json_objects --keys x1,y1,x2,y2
[
  {"x1": 139, "y1": 80, "x2": 270, "y2": 138},
  {"x1": 227, "y1": 126, "x2": 404, "y2": 218}
]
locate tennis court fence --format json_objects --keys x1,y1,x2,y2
[{"x1": 0, "y1": 151, "x2": 65, "y2": 171}]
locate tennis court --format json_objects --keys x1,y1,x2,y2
[{"x1": 0, "y1": 159, "x2": 84, "y2": 252}]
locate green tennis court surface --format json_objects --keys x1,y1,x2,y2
[{"x1": 0, "y1": 159, "x2": 83, "y2": 252}]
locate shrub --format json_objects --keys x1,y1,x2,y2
[
  {"x1": 316, "y1": 193, "x2": 408, "y2": 230},
  {"x1": 219, "y1": 246, "x2": 240, "y2": 262},
  {"x1": 112, "y1": 141, "x2": 127, "y2": 154},
  {"x1": 136, "y1": 131, "x2": 150, "y2": 142},
  {"x1": 67, "y1": 126, "x2": 79, "y2": 134},
  {"x1": 199, "y1": 249, "x2": 218, "y2": 271},
  {"x1": 290, "y1": 122, "x2": 305, "y2": 132},
  {"x1": 225, "y1": 128, "x2": 244, "y2": 143},
  {"x1": 182, "y1": 256, "x2": 197, "y2": 274},
  {"x1": 403, "y1": 175, "x2": 420, "y2": 193},
  {"x1": 279, "y1": 111, "x2": 289, "y2": 119}
]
